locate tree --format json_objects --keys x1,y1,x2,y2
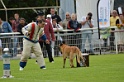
[{"x1": 0, "y1": 0, "x2": 57, "y2": 22}]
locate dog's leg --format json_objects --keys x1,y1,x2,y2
[
  {"x1": 78, "y1": 50, "x2": 87, "y2": 67},
  {"x1": 70, "y1": 59, "x2": 74, "y2": 68},
  {"x1": 70, "y1": 53, "x2": 74, "y2": 68},
  {"x1": 63, "y1": 58, "x2": 66, "y2": 68}
]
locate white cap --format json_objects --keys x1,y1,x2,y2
[
  {"x1": 47, "y1": 14, "x2": 51, "y2": 18},
  {"x1": 3, "y1": 48, "x2": 9, "y2": 52}
]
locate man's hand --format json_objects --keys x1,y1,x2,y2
[
  {"x1": 26, "y1": 31, "x2": 31, "y2": 36},
  {"x1": 56, "y1": 28, "x2": 59, "y2": 32},
  {"x1": 45, "y1": 39, "x2": 50, "y2": 44},
  {"x1": 51, "y1": 41, "x2": 55, "y2": 48},
  {"x1": 28, "y1": 32, "x2": 31, "y2": 35}
]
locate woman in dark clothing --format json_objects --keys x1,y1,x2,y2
[{"x1": 67, "y1": 13, "x2": 81, "y2": 48}]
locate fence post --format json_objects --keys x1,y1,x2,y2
[{"x1": 1, "y1": 48, "x2": 14, "y2": 78}]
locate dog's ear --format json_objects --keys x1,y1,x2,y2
[
  {"x1": 60, "y1": 43, "x2": 63, "y2": 46},
  {"x1": 62, "y1": 41, "x2": 65, "y2": 44}
]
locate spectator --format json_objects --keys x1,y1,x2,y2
[
  {"x1": 9, "y1": 17, "x2": 15, "y2": 29},
  {"x1": 63, "y1": 12, "x2": 71, "y2": 29},
  {"x1": 100, "y1": 28, "x2": 110, "y2": 51},
  {"x1": 52, "y1": 19, "x2": 63, "y2": 56},
  {"x1": 67, "y1": 13, "x2": 81, "y2": 48},
  {"x1": 110, "y1": 10, "x2": 119, "y2": 50},
  {"x1": 50, "y1": 8, "x2": 62, "y2": 26},
  {"x1": 17, "y1": 18, "x2": 27, "y2": 51},
  {"x1": 68, "y1": 13, "x2": 81, "y2": 32},
  {"x1": 0, "y1": 18, "x2": 12, "y2": 33},
  {"x1": 0, "y1": 39, "x2": 2, "y2": 55},
  {"x1": 80, "y1": 12, "x2": 94, "y2": 54},
  {"x1": 0, "y1": 18, "x2": 13, "y2": 55},
  {"x1": 17, "y1": 18, "x2": 27, "y2": 35},
  {"x1": 46, "y1": 14, "x2": 52, "y2": 24},
  {"x1": 37, "y1": 12, "x2": 55, "y2": 63},
  {"x1": 9, "y1": 13, "x2": 20, "y2": 32},
  {"x1": 14, "y1": 13, "x2": 20, "y2": 31},
  {"x1": 9, "y1": 14, "x2": 20, "y2": 56},
  {"x1": 115, "y1": 14, "x2": 124, "y2": 52},
  {"x1": 52, "y1": 18, "x2": 63, "y2": 34}
]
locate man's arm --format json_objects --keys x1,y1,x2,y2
[
  {"x1": 81, "y1": 17, "x2": 88, "y2": 25},
  {"x1": 49, "y1": 22, "x2": 56, "y2": 41},
  {"x1": 87, "y1": 20, "x2": 94, "y2": 28},
  {"x1": 22, "y1": 23, "x2": 32, "y2": 36},
  {"x1": 7, "y1": 22, "x2": 13, "y2": 32},
  {"x1": 40, "y1": 33, "x2": 49, "y2": 44}
]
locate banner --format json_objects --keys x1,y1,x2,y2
[{"x1": 98, "y1": 0, "x2": 110, "y2": 28}]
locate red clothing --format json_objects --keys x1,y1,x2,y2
[
  {"x1": 43, "y1": 20, "x2": 56, "y2": 41},
  {"x1": 11, "y1": 20, "x2": 19, "y2": 32}
]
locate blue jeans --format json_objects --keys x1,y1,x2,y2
[
  {"x1": 10, "y1": 37, "x2": 18, "y2": 56},
  {"x1": 81, "y1": 33, "x2": 94, "y2": 53}
]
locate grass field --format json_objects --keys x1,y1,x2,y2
[{"x1": 0, "y1": 54, "x2": 124, "y2": 82}]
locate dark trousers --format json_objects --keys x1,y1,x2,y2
[
  {"x1": 103, "y1": 39, "x2": 107, "y2": 48},
  {"x1": 39, "y1": 41, "x2": 54, "y2": 62},
  {"x1": 109, "y1": 32, "x2": 115, "y2": 50}
]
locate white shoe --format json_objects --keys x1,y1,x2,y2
[
  {"x1": 19, "y1": 67, "x2": 24, "y2": 71},
  {"x1": 51, "y1": 61, "x2": 54, "y2": 63},
  {"x1": 42, "y1": 68, "x2": 46, "y2": 69},
  {"x1": 40, "y1": 66, "x2": 46, "y2": 69}
]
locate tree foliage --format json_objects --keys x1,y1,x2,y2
[{"x1": 0, "y1": 0, "x2": 57, "y2": 22}]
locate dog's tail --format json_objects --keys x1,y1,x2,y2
[
  {"x1": 76, "y1": 47, "x2": 82, "y2": 64},
  {"x1": 76, "y1": 47, "x2": 87, "y2": 67}
]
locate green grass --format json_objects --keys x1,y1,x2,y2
[{"x1": 0, "y1": 54, "x2": 124, "y2": 82}]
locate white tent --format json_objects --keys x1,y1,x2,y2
[
  {"x1": 59, "y1": 0, "x2": 75, "y2": 20},
  {"x1": 76, "y1": 0, "x2": 115, "y2": 27},
  {"x1": 76, "y1": 0, "x2": 115, "y2": 51}
]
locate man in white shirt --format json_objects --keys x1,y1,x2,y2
[
  {"x1": 19, "y1": 20, "x2": 49, "y2": 71},
  {"x1": 80, "y1": 12, "x2": 94, "y2": 54}
]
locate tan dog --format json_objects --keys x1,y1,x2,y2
[{"x1": 59, "y1": 41, "x2": 87, "y2": 68}]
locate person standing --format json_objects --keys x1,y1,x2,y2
[
  {"x1": 19, "y1": 20, "x2": 49, "y2": 71},
  {"x1": 63, "y1": 12, "x2": 71, "y2": 29},
  {"x1": 37, "y1": 12, "x2": 55, "y2": 63},
  {"x1": 0, "y1": 18, "x2": 12, "y2": 33},
  {"x1": 13, "y1": 13, "x2": 20, "y2": 31},
  {"x1": 50, "y1": 8, "x2": 62, "y2": 26},
  {"x1": 9, "y1": 13, "x2": 20, "y2": 32},
  {"x1": 17, "y1": 18, "x2": 27, "y2": 51},
  {"x1": 110, "y1": 10, "x2": 119, "y2": 50},
  {"x1": 0, "y1": 18, "x2": 13, "y2": 55},
  {"x1": 80, "y1": 12, "x2": 94, "y2": 54},
  {"x1": 52, "y1": 19, "x2": 63, "y2": 56},
  {"x1": 67, "y1": 13, "x2": 81, "y2": 48},
  {"x1": 9, "y1": 13, "x2": 20, "y2": 56}
]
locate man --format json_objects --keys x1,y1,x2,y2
[
  {"x1": 0, "y1": 18, "x2": 13, "y2": 55},
  {"x1": 17, "y1": 18, "x2": 27, "y2": 35},
  {"x1": 17, "y1": 18, "x2": 27, "y2": 51},
  {"x1": 62, "y1": 12, "x2": 71, "y2": 29},
  {"x1": 19, "y1": 19, "x2": 49, "y2": 71},
  {"x1": 37, "y1": 12, "x2": 55, "y2": 62},
  {"x1": 52, "y1": 19, "x2": 63, "y2": 56},
  {"x1": 81, "y1": 12, "x2": 94, "y2": 54},
  {"x1": 0, "y1": 18, "x2": 12, "y2": 33},
  {"x1": 50, "y1": 8, "x2": 62, "y2": 26},
  {"x1": 9, "y1": 13, "x2": 20, "y2": 56}
]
